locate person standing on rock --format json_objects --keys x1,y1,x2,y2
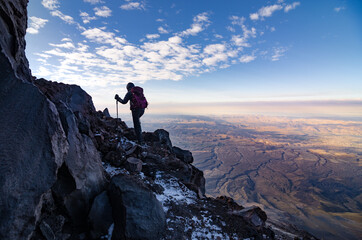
[{"x1": 115, "y1": 82, "x2": 148, "y2": 144}]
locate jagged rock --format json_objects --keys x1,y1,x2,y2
[
  {"x1": 103, "y1": 108, "x2": 111, "y2": 117},
  {"x1": 103, "y1": 150, "x2": 126, "y2": 167},
  {"x1": 125, "y1": 157, "x2": 143, "y2": 172},
  {"x1": 0, "y1": 47, "x2": 68, "y2": 239},
  {"x1": 216, "y1": 196, "x2": 244, "y2": 211},
  {"x1": 172, "y1": 146, "x2": 194, "y2": 164},
  {"x1": 34, "y1": 79, "x2": 106, "y2": 229},
  {"x1": 35, "y1": 78, "x2": 96, "y2": 117},
  {"x1": 154, "y1": 129, "x2": 173, "y2": 150},
  {"x1": 88, "y1": 191, "x2": 113, "y2": 239},
  {"x1": 39, "y1": 221, "x2": 55, "y2": 240},
  {"x1": 0, "y1": 0, "x2": 32, "y2": 82},
  {"x1": 125, "y1": 144, "x2": 139, "y2": 156},
  {"x1": 166, "y1": 157, "x2": 206, "y2": 198},
  {"x1": 234, "y1": 206, "x2": 267, "y2": 229},
  {"x1": 94, "y1": 133, "x2": 104, "y2": 146},
  {"x1": 109, "y1": 175, "x2": 166, "y2": 240},
  {"x1": 143, "y1": 132, "x2": 159, "y2": 142}
]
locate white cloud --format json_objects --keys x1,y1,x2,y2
[
  {"x1": 334, "y1": 7, "x2": 346, "y2": 12},
  {"x1": 42, "y1": 0, "x2": 85, "y2": 30},
  {"x1": 41, "y1": 0, "x2": 59, "y2": 10},
  {"x1": 181, "y1": 12, "x2": 210, "y2": 36},
  {"x1": 27, "y1": 16, "x2": 48, "y2": 34},
  {"x1": 33, "y1": 8, "x2": 277, "y2": 88},
  {"x1": 120, "y1": 1, "x2": 145, "y2": 10},
  {"x1": 232, "y1": 35, "x2": 250, "y2": 47},
  {"x1": 80, "y1": 11, "x2": 97, "y2": 24},
  {"x1": 229, "y1": 16, "x2": 256, "y2": 47},
  {"x1": 146, "y1": 34, "x2": 160, "y2": 39},
  {"x1": 240, "y1": 55, "x2": 256, "y2": 63},
  {"x1": 284, "y1": 2, "x2": 300, "y2": 12},
  {"x1": 84, "y1": 0, "x2": 102, "y2": 4},
  {"x1": 94, "y1": 6, "x2": 112, "y2": 17},
  {"x1": 250, "y1": 4, "x2": 283, "y2": 20},
  {"x1": 271, "y1": 47, "x2": 287, "y2": 61},
  {"x1": 250, "y1": 13, "x2": 259, "y2": 20},
  {"x1": 82, "y1": 28, "x2": 127, "y2": 48},
  {"x1": 270, "y1": 27, "x2": 276, "y2": 32},
  {"x1": 202, "y1": 43, "x2": 229, "y2": 66},
  {"x1": 158, "y1": 26, "x2": 169, "y2": 34},
  {"x1": 227, "y1": 26, "x2": 235, "y2": 32},
  {"x1": 35, "y1": 66, "x2": 53, "y2": 77},
  {"x1": 259, "y1": 4, "x2": 283, "y2": 17},
  {"x1": 50, "y1": 10, "x2": 74, "y2": 24},
  {"x1": 49, "y1": 42, "x2": 75, "y2": 49}
]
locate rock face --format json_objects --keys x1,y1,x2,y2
[
  {"x1": 172, "y1": 146, "x2": 194, "y2": 164},
  {"x1": 88, "y1": 191, "x2": 113, "y2": 239},
  {"x1": 0, "y1": 1, "x2": 105, "y2": 238},
  {"x1": 0, "y1": 51, "x2": 67, "y2": 239},
  {"x1": 34, "y1": 79, "x2": 106, "y2": 227},
  {"x1": 109, "y1": 175, "x2": 166, "y2": 240},
  {"x1": 0, "y1": 1, "x2": 68, "y2": 237},
  {"x1": 0, "y1": 0, "x2": 32, "y2": 82}
]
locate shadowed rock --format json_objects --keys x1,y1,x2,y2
[
  {"x1": 0, "y1": 37, "x2": 68, "y2": 240},
  {"x1": 109, "y1": 175, "x2": 165, "y2": 240},
  {"x1": 172, "y1": 146, "x2": 194, "y2": 164},
  {"x1": 125, "y1": 157, "x2": 143, "y2": 172},
  {"x1": 88, "y1": 191, "x2": 113, "y2": 239}
]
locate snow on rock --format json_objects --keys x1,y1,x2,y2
[
  {"x1": 155, "y1": 171, "x2": 197, "y2": 212},
  {"x1": 103, "y1": 162, "x2": 129, "y2": 177}
]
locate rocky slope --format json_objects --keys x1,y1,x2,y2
[{"x1": 0, "y1": 0, "x2": 318, "y2": 239}]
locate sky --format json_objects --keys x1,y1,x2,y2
[{"x1": 25, "y1": 0, "x2": 362, "y2": 116}]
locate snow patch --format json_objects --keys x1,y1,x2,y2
[
  {"x1": 154, "y1": 172, "x2": 197, "y2": 212},
  {"x1": 103, "y1": 162, "x2": 129, "y2": 177}
]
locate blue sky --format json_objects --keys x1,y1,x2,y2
[{"x1": 26, "y1": 0, "x2": 362, "y2": 115}]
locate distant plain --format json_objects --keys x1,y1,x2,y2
[{"x1": 131, "y1": 114, "x2": 362, "y2": 240}]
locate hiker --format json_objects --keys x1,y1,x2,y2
[{"x1": 115, "y1": 82, "x2": 148, "y2": 144}]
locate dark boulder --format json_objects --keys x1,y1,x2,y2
[
  {"x1": 234, "y1": 206, "x2": 267, "y2": 229},
  {"x1": 166, "y1": 157, "x2": 206, "y2": 198},
  {"x1": 108, "y1": 175, "x2": 166, "y2": 240},
  {"x1": 172, "y1": 146, "x2": 194, "y2": 164},
  {"x1": 154, "y1": 129, "x2": 173, "y2": 151},
  {"x1": 125, "y1": 157, "x2": 143, "y2": 172},
  {"x1": 88, "y1": 191, "x2": 113, "y2": 239},
  {"x1": 103, "y1": 108, "x2": 111, "y2": 117}
]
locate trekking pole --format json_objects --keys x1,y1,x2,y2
[{"x1": 116, "y1": 100, "x2": 118, "y2": 119}]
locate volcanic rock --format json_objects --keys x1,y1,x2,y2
[
  {"x1": 88, "y1": 191, "x2": 113, "y2": 239},
  {"x1": 109, "y1": 174, "x2": 166, "y2": 240},
  {"x1": 172, "y1": 146, "x2": 194, "y2": 164},
  {"x1": 125, "y1": 157, "x2": 143, "y2": 172}
]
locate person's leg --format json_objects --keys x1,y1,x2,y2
[{"x1": 132, "y1": 108, "x2": 144, "y2": 143}]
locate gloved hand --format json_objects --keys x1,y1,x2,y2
[{"x1": 115, "y1": 94, "x2": 119, "y2": 100}]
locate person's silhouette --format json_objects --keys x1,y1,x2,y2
[{"x1": 115, "y1": 82, "x2": 148, "y2": 144}]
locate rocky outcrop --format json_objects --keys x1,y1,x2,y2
[
  {"x1": 0, "y1": 1, "x2": 105, "y2": 237},
  {"x1": 88, "y1": 191, "x2": 113, "y2": 239},
  {"x1": 0, "y1": 0, "x2": 31, "y2": 82},
  {"x1": 109, "y1": 175, "x2": 166, "y2": 240},
  {"x1": 0, "y1": 31, "x2": 68, "y2": 240}
]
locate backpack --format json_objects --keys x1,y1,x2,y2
[{"x1": 130, "y1": 86, "x2": 148, "y2": 109}]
